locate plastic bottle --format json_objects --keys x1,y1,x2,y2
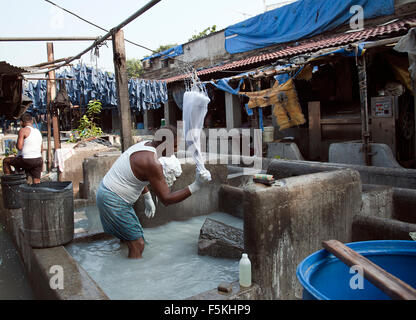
[{"x1": 239, "y1": 253, "x2": 252, "y2": 287}]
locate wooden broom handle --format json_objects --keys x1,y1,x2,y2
[{"x1": 322, "y1": 240, "x2": 416, "y2": 300}]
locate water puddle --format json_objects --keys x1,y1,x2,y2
[
  {"x1": 0, "y1": 224, "x2": 34, "y2": 300},
  {"x1": 67, "y1": 209, "x2": 243, "y2": 300}
]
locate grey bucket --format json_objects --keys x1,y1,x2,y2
[
  {"x1": 1, "y1": 174, "x2": 27, "y2": 209},
  {"x1": 20, "y1": 181, "x2": 74, "y2": 248}
]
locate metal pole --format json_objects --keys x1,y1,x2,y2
[
  {"x1": 0, "y1": 37, "x2": 103, "y2": 42},
  {"x1": 25, "y1": 56, "x2": 74, "y2": 69},
  {"x1": 24, "y1": 77, "x2": 76, "y2": 81},
  {"x1": 357, "y1": 54, "x2": 372, "y2": 166},
  {"x1": 46, "y1": 0, "x2": 161, "y2": 73}
]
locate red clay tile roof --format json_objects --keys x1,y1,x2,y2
[{"x1": 163, "y1": 17, "x2": 416, "y2": 84}]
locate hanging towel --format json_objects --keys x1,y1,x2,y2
[{"x1": 54, "y1": 148, "x2": 76, "y2": 172}]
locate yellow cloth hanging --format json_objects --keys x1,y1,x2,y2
[{"x1": 240, "y1": 78, "x2": 306, "y2": 131}]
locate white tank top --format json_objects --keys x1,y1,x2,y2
[
  {"x1": 22, "y1": 126, "x2": 42, "y2": 159},
  {"x1": 102, "y1": 140, "x2": 156, "y2": 204}
]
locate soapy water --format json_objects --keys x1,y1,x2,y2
[
  {"x1": 67, "y1": 208, "x2": 243, "y2": 300},
  {"x1": 0, "y1": 224, "x2": 34, "y2": 300}
]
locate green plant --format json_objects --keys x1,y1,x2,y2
[
  {"x1": 5, "y1": 147, "x2": 17, "y2": 157},
  {"x1": 188, "y1": 25, "x2": 217, "y2": 42},
  {"x1": 73, "y1": 100, "x2": 103, "y2": 140}
]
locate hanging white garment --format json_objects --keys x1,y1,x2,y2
[{"x1": 183, "y1": 90, "x2": 211, "y2": 176}]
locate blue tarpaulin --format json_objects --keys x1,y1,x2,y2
[
  {"x1": 225, "y1": 0, "x2": 394, "y2": 54},
  {"x1": 142, "y1": 45, "x2": 184, "y2": 61}
]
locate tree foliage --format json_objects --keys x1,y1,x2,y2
[
  {"x1": 126, "y1": 58, "x2": 143, "y2": 79},
  {"x1": 188, "y1": 25, "x2": 217, "y2": 42}
]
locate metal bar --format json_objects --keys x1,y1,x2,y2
[
  {"x1": 46, "y1": 0, "x2": 161, "y2": 73},
  {"x1": 356, "y1": 54, "x2": 372, "y2": 166},
  {"x1": 24, "y1": 78, "x2": 76, "y2": 81},
  {"x1": 363, "y1": 36, "x2": 404, "y2": 49},
  {"x1": 0, "y1": 37, "x2": 103, "y2": 42},
  {"x1": 25, "y1": 57, "x2": 74, "y2": 69},
  {"x1": 43, "y1": 0, "x2": 153, "y2": 52},
  {"x1": 110, "y1": 0, "x2": 161, "y2": 33}
]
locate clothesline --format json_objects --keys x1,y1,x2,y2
[{"x1": 23, "y1": 63, "x2": 168, "y2": 114}]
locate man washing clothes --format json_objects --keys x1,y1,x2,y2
[
  {"x1": 3, "y1": 113, "x2": 44, "y2": 184},
  {"x1": 96, "y1": 125, "x2": 211, "y2": 259}
]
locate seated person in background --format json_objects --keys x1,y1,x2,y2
[{"x1": 3, "y1": 113, "x2": 44, "y2": 184}]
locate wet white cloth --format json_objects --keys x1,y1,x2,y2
[
  {"x1": 54, "y1": 148, "x2": 75, "y2": 172},
  {"x1": 158, "y1": 155, "x2": 182, "y2": 187},
  {"x1": 183, "y1": 90, "x2": 211, "y2": 179},
  {"x1": 188, "y1": 170, "x2": 211, "y2": 194}
]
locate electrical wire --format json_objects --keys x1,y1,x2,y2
[
  {"x1": 42, "y1": 0, "x2": 245, "y2": 82},
  {"x1": 44, "y1": 0, "x2": 157, "y2": 54},
  {"x1": 43, "y1": 0, "x2": 194, "y2": 71}
]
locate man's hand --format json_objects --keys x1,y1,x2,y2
[
  {"x1": 143, "y1": 191, "x2": 156, "y2": 219},
  {"x1": 188, "y1": 169, "x2": 212, "y2": 194}
]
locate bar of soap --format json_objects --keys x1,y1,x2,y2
[{"x1": 217, "y1": 283, "x2": 233, "y2": 294}]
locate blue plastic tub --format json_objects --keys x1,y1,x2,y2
[
  {"x1": 137, "y1": 123, "x2": 144, "y2": 130},
  {"x1": 296, "y1": 241, "x2": 416, "y2": 300}
]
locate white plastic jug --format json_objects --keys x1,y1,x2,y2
[{"x1": 239, "y1": 253, "x2": 252, "y2": 287}]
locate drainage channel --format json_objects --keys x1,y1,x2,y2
[{"x1": 0, "y1": 223, "x2": 34, "y2": 300}]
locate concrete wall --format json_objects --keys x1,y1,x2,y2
[
  {"x1": 142, "y1": 31, "x2": 229, "y2": 80},
  {"x1": 392, "y1": 187, "x2": 416, "y2": 224},
  {"x1": 352, "y1": 215, "x2": 416, "y2": 242},
  {"x1": 266, "y1": 159, "x2": 416, "y2": 190},
  {"x1": 182, "y1": 31, "x2": 227, "y2": 65},
  {"x1": 82, "y1": 151, "x2": 121, "y2": 201},
  {"x1": 329, "y1": 142, "x2": 403, "y2": 168},
  {"x1": 82, "y1": 152, "x2": 229, "y2": 228},
  {"x1": 267, "y1": 142, "x2": 304, "y2": 160},
  {"x1": 61, "y1": 146, "x2": 114, "y2": 198},
  {"x1": 243, "y1": 169, "x2": 362, "y2": 300},
  {"x1": 360, "y1": 185, "x2": 394, "y2": 219}
]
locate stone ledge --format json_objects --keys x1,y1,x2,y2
[{"x1": 186, "y1": 282, "x2": 263, "y2": 300}]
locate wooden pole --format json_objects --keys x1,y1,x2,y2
[
  {"x1": 323, "y1": 240, "x2": 416, "y2": 300},
  {"x1": 46, "y1": 42, "x2": 56, "y2": 172},
  {"x1": 112, "y1": 30, "x2": 133, "y2": 152},
  {"x1": 47, "y1": 43, "x2": 62, "y2": 179}
]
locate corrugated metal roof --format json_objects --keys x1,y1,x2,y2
[
  {"x1": 0, "y1": 61, "x2": 28, "y2": 75},
  {"x1": 163, "y1": 17, "x2": 416, "y2": 84}
]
